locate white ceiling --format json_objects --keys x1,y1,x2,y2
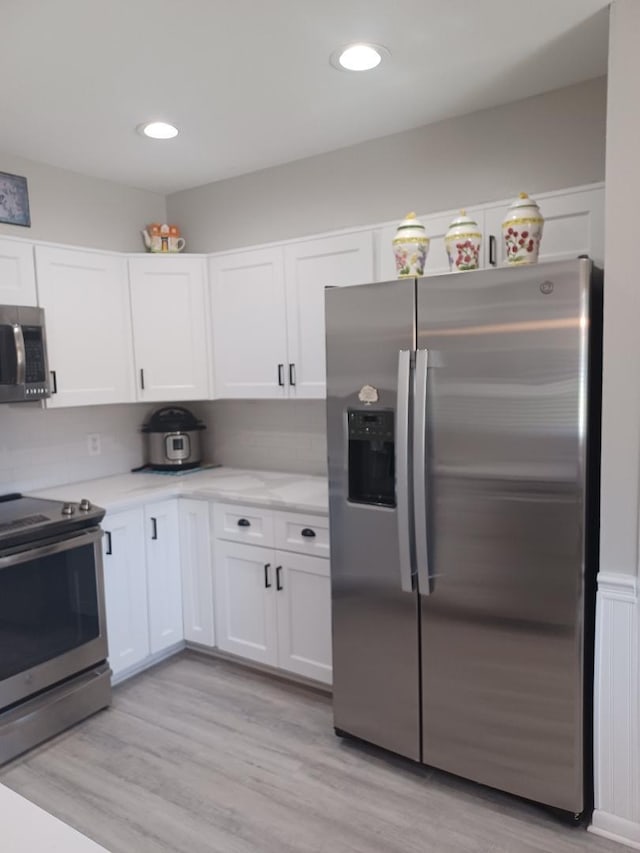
[{"x1": 1, "y1": 0, "x2": 610, "y2": 195}]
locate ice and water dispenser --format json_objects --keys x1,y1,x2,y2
[{"x1": 347, "y1": 409, "x2": 395, "y2": 508}]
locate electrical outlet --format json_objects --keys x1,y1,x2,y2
[{"x1": 87, "y1": 433, "x2": 101, "y2": 456}]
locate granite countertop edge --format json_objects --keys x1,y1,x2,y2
[{"x1": 27, "y1": 467, "x2": 329, "y2": 516}]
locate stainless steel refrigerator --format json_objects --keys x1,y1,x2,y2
[{"x1": 325, "y1": 258, "x2": 602, "y2": 818}]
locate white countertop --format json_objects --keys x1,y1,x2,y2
[
  {"x1": 0, "y1": 783, "x2": 108, "y2": 852},
  {"x1": 29, "y1": 467, "x2": 329, "y2": 515}
]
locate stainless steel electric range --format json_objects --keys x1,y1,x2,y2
[{"x1": 0, "y1": 493, "x2": 111, "y2": 764}]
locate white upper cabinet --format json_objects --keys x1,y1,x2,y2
[
  {"x1": 484, "y1": 186, "x2": 605, "y2": 268},
  {"x1": 35, "y1": 246, "x2": 135, "y2": 407},
  {"x1": 0, "y1": 238, "x2": 37, "y2": 306},
  {"x1": 210, "y1": 247, "x2": 288, "y2": 399},
  {"x1": 376, "y1": 208, "x2": 486, "y2": 282},
  {"x1": 284, "y1": 231, "x2": 374, "y2": 398},
  {"x1": 129, "y1": 256, "x2": 209, "y2": 402}
]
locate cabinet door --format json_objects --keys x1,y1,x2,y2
[
  {"x1": 145, "y1": 500, "x2": 184, "y2": 654},
  {"x1": 213, "y1": 540, "x2": 277, "y2": 665},
  {"x1": 0, "y1": 238, "x2": 37, "y2": 305},
  {"x1": 376, "y1": 207, "x2": 486, "y2": 281},
  {"x1": 274, "y1": 550, "x2": 332, "y2": 684},
  {"x1": 102, "y1": 507, "x2": 150, "y2": 678},
  {"x1": 284, "y1": 232, "x2": 374, "y2": 398},
  {"x1": 179, "y1": 499, "x2": 214, "y2": 647},
  {"x1": 210, "y1": 248, "x2": 288, "y2": 399},
  {"x1": 484, "y1": 187, "x2": 605, "y2": 267},
  {"x1": 129, "y1": 256, "x2": 209, "y2": 402},
  {"x1": 36, "y1": 246, "x2": 135, "y2": 407}
]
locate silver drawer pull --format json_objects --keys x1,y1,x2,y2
[{"x1": 301, "y1": 528, "x2": 316, "y2": 538}]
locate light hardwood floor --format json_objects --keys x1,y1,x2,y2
[{"x1": 0, "y1": 652, "x2": 625, "y2": 853}]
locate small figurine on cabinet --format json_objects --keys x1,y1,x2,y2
[{"x1": 141, "y1": 223, "x2": 186, "y2": 253}]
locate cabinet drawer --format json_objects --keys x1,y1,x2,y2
[
  {"x1": 274, "y1": 512, "x2": 329, "y2": 558},
  {"x1": 214, "y1": 503, "x2": 274, "y2": 547}
]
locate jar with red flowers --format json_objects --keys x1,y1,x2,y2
[
  {"x1": 501, "y1": 193, "x2": 544, "y2": 265},
  {"x1": 444, "y1": 210, "x2": 482, "y2": 272}
]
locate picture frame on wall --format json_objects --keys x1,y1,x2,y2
[{"x1": 0, "y1": 171, "x2": 31, "y2": 227}]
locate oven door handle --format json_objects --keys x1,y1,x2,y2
[
  {"x1": 13, "y1": 324, "x2": 26, "y2": 386},
  {"x1": 0, "y1": 527, "x2": 104, "y2": 570}
]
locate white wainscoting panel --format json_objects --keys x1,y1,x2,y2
[{"x1": 590, "y1": 572, "x2": 640, "y2": 849}]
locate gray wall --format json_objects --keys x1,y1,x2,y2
[
  {"x1": 600, "y1": 2, "x2": 639, "y2": 579},
  {"x1": 0, "y1": 152, "x2": 166, "y2": 251},
  {"x1": 167, "y1": 77, "x2": 607, "y2": 253}
]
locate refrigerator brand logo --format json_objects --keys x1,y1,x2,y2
[
  {"x1": 358, "y1": 384, "x2": 379, "y2": 404},
  {"x1": 540, "y1": 280, "x2": 554, "y2": 295}
]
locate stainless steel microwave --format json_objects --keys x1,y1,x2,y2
[{"x1": 0, "y1": 305, "x2": 50, "y2": 403}]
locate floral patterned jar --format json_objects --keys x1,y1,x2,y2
[
  {"x1": 502, "y1": 192, "x2": 544, "y2": 265},
  {"x1": 444, "y1": 210, "x2": 482, "y2": 272},
  {"x1": 392, "y1": 212, "x2": 429, "y2": 278}
]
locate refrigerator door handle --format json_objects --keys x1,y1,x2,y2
[
  {"x1": 413, "y1": 348, "x2": 431, "y2": 596},
  {"x1": 396, "y1": 349, "x2": 414, "y2": 593}
]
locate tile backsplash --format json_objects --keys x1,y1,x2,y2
[
  {"x1": 203, "y1": 400, "x2": 327, "y2": 476},
  {"x1": 0, "y1": 402, "x2": 153, "y2": 493},
  {"x1": 0, "y1": 398, "x2": 327, "y2": 494}
]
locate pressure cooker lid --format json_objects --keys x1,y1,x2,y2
[{"x1": 142, "y1": 406, "x2": 206, "y2": 433}]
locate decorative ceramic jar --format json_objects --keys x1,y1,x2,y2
[
  {"x1": 393, "y1": 212, "x2": 429, "y2": 277},
  {"x1": 502, "y1": 192, "x2": 544, "y2": 264},
  {"x1": 444, "y1": 210, "x2": 482, "y2": 272}
]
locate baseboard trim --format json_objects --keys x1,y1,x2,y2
[
  {"x1": 590, "y1": 810, "x2": 640, "y2": 849},
  {"x1": 184, "y1": 642, "x2": 332, "y2": 695},
  {"x1": 111, "y1": 641, "x2": 186, "y2": 686}
]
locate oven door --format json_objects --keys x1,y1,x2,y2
[{"x1": 0, "y1": 526, "x2": 108, "y2": 710}]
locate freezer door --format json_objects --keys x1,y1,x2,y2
[
  {"x1": 326, "y1": 280, "x2": 420, "y2": 760},
  {"x1": 416, "y1": 259, "x2": 594, "y2": 813}
]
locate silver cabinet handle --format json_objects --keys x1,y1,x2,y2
[
  {"x1": 413, "y1": 349, "x2": 431, "y2": 596},
  {"x1": 13, "y1": 324, "x2": 26, "y2": 386},
  {"x1": 396, "y1": 350, "x2": 414, "y2": 593}
]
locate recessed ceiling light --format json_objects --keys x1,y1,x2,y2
[
  {"x1": 331, "y1": 43, "x2": 389, "y2": 72},
  {"x1": 138, "y1": 121, "x2": 179, "y2": 139}
]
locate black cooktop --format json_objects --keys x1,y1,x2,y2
[{"x1": 0, "y1": 493, "x2": 105, "y2": 551}]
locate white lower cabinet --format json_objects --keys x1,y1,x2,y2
[
  {"x1": 275, "y1": 551, "x2": 332, "y2": 683},
  {"x1": 102, "y1": 500, "x2": 184, "y2": 680},
  {"x1": 102, "y1": 497, "x2": 330, "y2": 685},
  {"x1": 179, "y1": 499, "x2": 215, "y2": 647},
  {"x1": 102, "y1": 507, "x2": 150, "y2": 678},
  {"x1": 213, "y1": 540, "x2": 278, "y2": 665},
  {"x1": 145, "y1": 500, "x2": 183, "y2": 654},
  {"x1": 213, "y1": 531, "x2": 332, "y2": 684}
]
